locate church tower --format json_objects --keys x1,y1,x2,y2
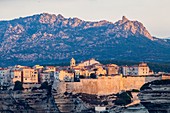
[{"x1": 70, "y1": 58, "x2": 76, "y2": 67}]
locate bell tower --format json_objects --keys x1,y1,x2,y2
[{"x1": 70, "y1": 58, "x2": 76, "y2": 67}]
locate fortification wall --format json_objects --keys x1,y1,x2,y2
[
  {"x1": 56, "y1": 75, "x2": 162, "y2": 95},
  {"x1": 162, "y1": 74, "x2": 170, "y2": 80}
]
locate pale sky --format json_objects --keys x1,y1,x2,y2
[{"x1": 0, "y1": 0, "x2": 169, "y2": 38}]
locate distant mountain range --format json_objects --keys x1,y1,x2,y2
[{"x1": 0, "y1": 13, "x2": 170, "y2": 66}]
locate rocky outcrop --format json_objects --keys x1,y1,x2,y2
[
  {"x1": 113, "y1": 16, "x2": 153, "y2": 40},
  {"x1": 0, "y1": 90, "x2": 59, "y2": 113},
  {"x1": 138, "y1": 80, "x2": 170, "y2": 113}
]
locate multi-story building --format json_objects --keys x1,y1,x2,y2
[
  {"x1": 22, "y1": 68, "x2": 38, "y2": 83},
  {"x1": 122, "y1": 65, "x2": 138, "y2": 76},
  {"x1": 11, "y1": 70, "x2": 22, "y2": 83},
  {"x1": 44, "y1": 66, "x2": 56, "y2": 72},
  {"x1": 58, "y1": 70, "x2": 74, "y2": 81},
  {"x1": 40, "y1": 72, "x2": 51, "y2": 83},
  {"x1": 77, "y1": 58, "x2": 100, "y2": 67},
  {"x1": 138, "y1": 63, "x2": 153, "y2": 75},
  {"x1": 0, "y1": 69, "x2": 11, "y2": 86},
  {"x1": 106, "y1": 64, "x2": 119, "y2": 75},
  {"x1": 122, "y1": 63, "x2": 153, "y2": 76},
  {"x1": 33, "y1": 65, "x2": 44, "y2": 70}
]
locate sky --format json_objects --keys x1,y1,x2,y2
[{"x1": 0, "y1": 0, "x2": 169, "y2": 38}]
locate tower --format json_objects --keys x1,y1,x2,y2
[{"x1": 70, "y1": 58, "x2": 76, "y2": 67}]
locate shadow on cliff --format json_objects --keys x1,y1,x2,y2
[{"x1": 139, "y1": 79, "x2": 170, "y2": 113}]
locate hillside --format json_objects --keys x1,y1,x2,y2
[{"x1": 0, "y1": 13, "x2": 170, "y2": 66}]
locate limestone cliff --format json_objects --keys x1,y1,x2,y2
[{"x1": 138, "y1": 80, "x2": 170, "y2": 113}]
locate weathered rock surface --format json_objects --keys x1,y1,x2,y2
[
  {"x1": 0, "y1": 90, "x2": 59, "y2": 113},
  {"x1": 138, "y1": 80, "x2": 170, "y2": 113}
]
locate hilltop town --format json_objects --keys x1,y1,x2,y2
[
  {"x1": 0, "y1": 58, "x2": 170, "y2": 112},
  {"x1": 0, "y1": 58, "x2": 164, "y2": 88}
]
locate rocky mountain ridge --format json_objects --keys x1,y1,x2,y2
[{"x1": 0, "y1": 13, "x2": 170, "y2": 66}]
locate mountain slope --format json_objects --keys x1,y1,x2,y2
[{"x1": 0, "y1": 13, "x2": 170, "y2": 66}]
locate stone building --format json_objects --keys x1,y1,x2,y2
[
  {"x1": 122, "y1": 65, "x2": 138, "y2": 75},
  {"x1": 33, "y1": 65, "x2": 44, "y2": 70},
  {"x1": 11, "y1": 70, "x2": 22, "y2": 83},
  {"x1": 70, "y1": 58, "x2": 76, "y2": 67},
  {"x1": 40, "y1": 72, "x2": 51, "y2": 83},
  {"x1": 106, "y1": 64, "x2": 119, "y2": 75},
  {"x1": 0, "y1": 69, "x2": 11, "y2": 86},
  {"x1": 58, "y1": 70, "x2": 74, "y2": 81},
  {"x1": 22, "y1": 68, "x2": 38, "y2": 83},
  {"x1": 77, "y1": 58, "x2": 100, "y2": 67},
  {"x1": 44, "y1": 66, "x2": 56, "y2": 72},
  {"x1": 122, "y1": 63, "x2": 153, "y2": 76},
  {"x1": 138, "y1": 63, "x2": 153, "y2": 75}
]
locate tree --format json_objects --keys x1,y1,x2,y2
[
  {"x1": 13, "y1": 81, "x2": 24, "y2": 91},
  {"x1": 32, "y1": 87, "x2": 38, "y2": 91},
  {"x1": 39, "y1": 82, "x2": 52, "y2": 96},
  {"x1": 39, "y1": 81, "x2": 49, "y2": 89},
  {"x1": 115, "y1": 91, "x2": 132, "y2": 106},
  {"x1": 90, "y1": 73, "x2": 97, "y2": 79},
  {"x1": 79, "y1": 75, "x2": 86, "y2": 79}
]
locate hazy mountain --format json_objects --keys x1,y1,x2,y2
[{"x1": 0, "y1": 13, "x2": 170, "y2": 66}]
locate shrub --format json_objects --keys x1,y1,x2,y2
[
  {"x1": 90, "y1": 73, "x2": 97, "y2": 79},
  {"x1": 115, "y1": 91, "x2": 132, "y2": 106},
  {"x1": 32, "y1": 87, "x2": 38, "y2": 91},
  {"x1": 13, "y1": 81, "x2": 24, "y2": 91},
  {"x1": 39, "y1": 81, "x2": 48, "y2": 89},
  {"x1": 79, "y1": 75, "x2": 86, "y2": 79},
  {"x1": 131, "y1": 89, "x2": 140, "y2": 92}
]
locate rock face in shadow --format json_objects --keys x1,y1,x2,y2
[
  {"x1": 0, "y1": 90, "x2": 59, "y2": 113},
  {"x1": 138, "y1": 80, "x2": 170, "y2": 113}
]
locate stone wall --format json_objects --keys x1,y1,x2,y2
[
  {"x1": 162, "y1": 74, "x2": 170, "y2": 80},
  {"x1": 55, "y1": 75, "x2": 162, "y2": 95}
]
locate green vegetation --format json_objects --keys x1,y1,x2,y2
[
  {"x1": 13, "y1": 81, "x2": 24, "y2": 91},
  {"x1": 90, "y1": 73, "x2": 97, "y2": 79},
  {"x1": 131, "y1": 89, "x2": 140, "y2": 92},
  {"x1": 39, "y1": 81, "x2": 49, "y2": 89},
  {"x1": 115, "y1": 91, "x2": 132, "y2": 106},
  {"x1": 39, "y1": 82, "x2": 52, "y2": 96}
]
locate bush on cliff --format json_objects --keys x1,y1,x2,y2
[
  {"x1": 13, "y1": 81, "x2": 24, "y2": 91},
  {"x1": 115, "y1": 91, "x2": 132, "y2": 106},
  {"x1": 90, "y1": 73, "x2": 97, "y2": 79},
  {"x1": 131, "y1": 89, "x2": 140, "y2": 92},
  {"x1": 79, "y1": 75, "x2": 86, "y2": 79},
  {"x1": 39, "y1": 82, "x2": 52, "y2": 96},
  {"x1": 39, "y1": 81, "x2": 48, "y2": 89}
]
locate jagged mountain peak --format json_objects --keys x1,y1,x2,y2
[
  {"x1": 122, "y1": 16, "x2": 129, "y2": 23},
  {"x1": 39, "y1": 13, "x2": 65, "y2": 24},
  {"x1": 113, "y1": 16, "x2": 153, "y2": 40},
  {"x1": 56, "y1": 14, "x2": 64, "y2": 19}
]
